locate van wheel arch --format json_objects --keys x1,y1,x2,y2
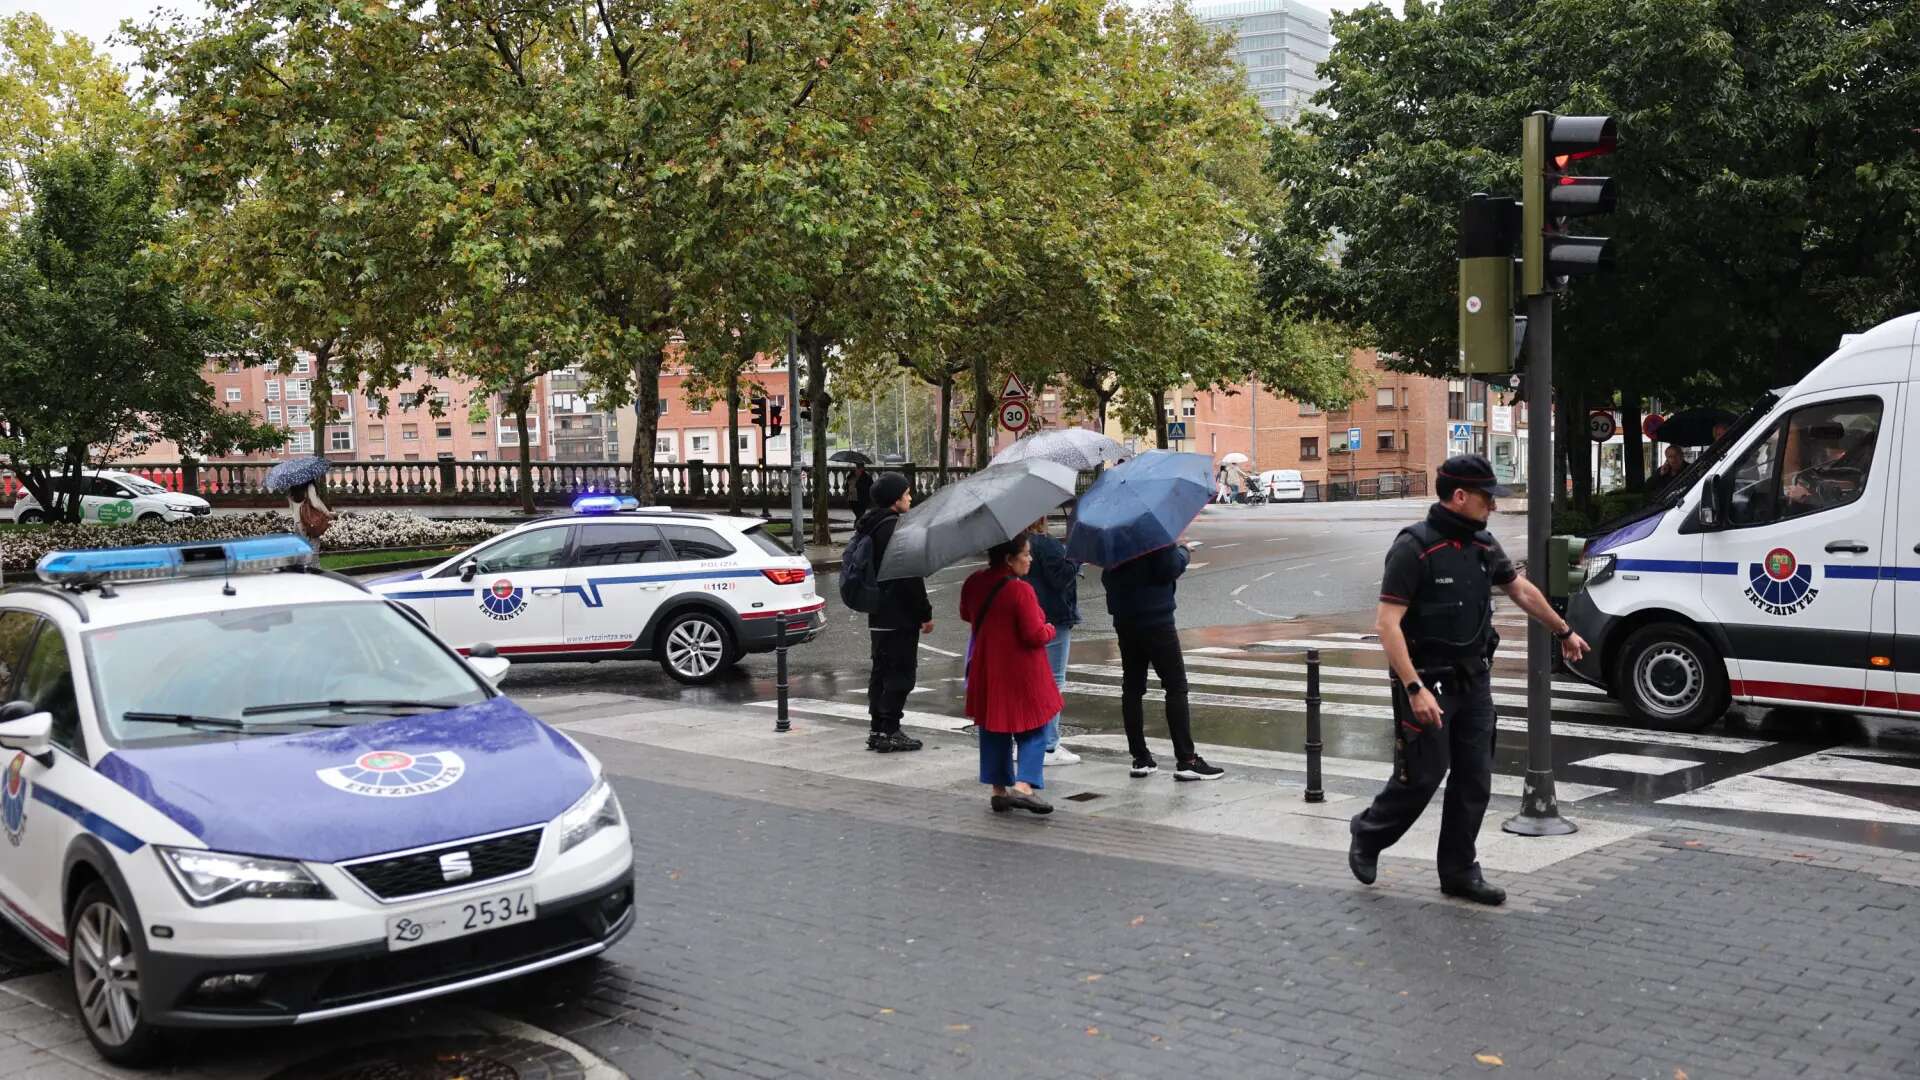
[{"x1": 1610, "y1": 617, "x2": 1731, "y2": 732}]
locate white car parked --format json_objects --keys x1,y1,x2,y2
[
  {"x1": 371, "y1": 496, "x2": 825, "y2": 685},
  {"x1": 0, "y1": 535, "x2": 632, "y2": 1064},
  {"x1": 1259, "y1": 469, "x2": 1306, "y2": 502},
  {"x1": 10, "y1": 470, "x2": 211, "y2": 525}
]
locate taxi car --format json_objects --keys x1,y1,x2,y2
[
  {"x1": 370, "y1": 496, "x2": 825, "y2": 685},
  {"x1": 0, "y1": 536, "x2": 633, "y2": 1064},
  {"x1": 10, "y1": 470, "x2": 212, "y2": 525}
]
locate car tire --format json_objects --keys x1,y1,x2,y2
[
  {"x1": 658, "y1": 609, "x2": 734, "y2": 685},
  {"x1": 16, "y1": 510, "x2": 45, "y2": 524},
  {"x1": 68, "y1": 881, "x2": 166, "y2": 1067},
  {"x1": 138, "y1": 512, "x2": 164, "y2": 524},
  {"x1": 1613, "y1": 623, "x2": 1729, "y2": 732}
]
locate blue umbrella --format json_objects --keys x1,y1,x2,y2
[
  {"x1": 262, "y1": 456, "x2": 332, "y2": 494},
  {"x1": 1064, "y1": 450, "x2": 1212, "y2": 567}
]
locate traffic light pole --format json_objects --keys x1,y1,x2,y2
[
  {"x1": 787, "y1": 322, "x2": 804, "y2": 556},
  {"x1": 1503, "y1": 290, "x2": 1576, "y2": 837}
]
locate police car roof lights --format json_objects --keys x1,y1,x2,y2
[
  {"x1": 36, "y1": 535, "x2": 316, "y2": 586},
  {"x1": 570, "y1": 494, "x2": 640, "y2": 514}
]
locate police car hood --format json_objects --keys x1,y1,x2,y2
[{"x1": 95, "y1": 697, "x2": 595, "y2": 862}]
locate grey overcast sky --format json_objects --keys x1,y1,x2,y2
[{"x1": 3, "y1": 0, "x2": 1404, "y2": 70}]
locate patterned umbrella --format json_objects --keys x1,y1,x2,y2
[
  {"x1": 262, "y1": 456, "x2": 333, "y2": 494},
  {"x1": 877, "y1": 460, "x2": 1078, "y2": 581},
  {"x1": 989, "y1": 427, "x2": 1128, "y2": 472}
]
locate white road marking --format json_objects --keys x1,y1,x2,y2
[
  {"x1": 1322, "y1": 632, "x2": 1375, "y2": 641},
  {"x1": 1572, "y1": 753, "x2": 1704, "y2": 776},
  {"x1": 751, "y1": 697, "x2": 973, "y2": 732},
  {"x1": 1068, "y1": 664, "x2": 1626, "y2": 716},
  {"x1": 849, "y1": 687, "x2": 937, "y2": 696},
  {"x1": 1182, "y1": 652, "x2": 1607, "y2": 698},
  {"x1": 1253, "y1": 637, "x2": 1529, "y2": 662},
  {"x1": 1056, "y1": 681, "x2": 1771, "y2": 752},
  {"x1": 918, "y1": 643, "x2": 961, "y2": 658},
  {"x1": 1758, "y1": 752, "x2": 1920, "y2": 786},
  {"x1": 1660, "y1": 774, "x2": 1920, "y2": 826},
  {"x1": 1213, "y1": 543, "x2": 1242, "y2": 550},
  {"x1": 1265, "y1": 537, "x2": 1288, "y2": 542},
  {"x1": 1231, "y1": 583, "x2": 1251, "y2": 597},
  {"x1": 1254, "y1": 572, "x2": 1275, "y2": 582},
  {"x1": 1187, "y1": 562, "x2": 1209, "y2": 570},
  {"x1": 1293, "y1": 562, "x2": 1317, "y2": 571}
]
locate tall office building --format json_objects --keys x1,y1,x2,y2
[{"x1": 1191, "y1": 0, "x2": 1331, "y2": 126}]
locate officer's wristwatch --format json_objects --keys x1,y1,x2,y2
[
  {"x1": 1552, "y1": 626, "x2": 1574, "y2": 641},
  {"x1": 1404, "y1": 679, "x2": 1426, "y2": 697}
]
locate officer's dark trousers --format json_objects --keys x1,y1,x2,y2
[
  {"x1": 868, "y1": 626, "x2": 920, "y2": 734},
  {"x1": 1350, "y1": 668, "x2": 1496, "y2": 882},
  {"x1": 1117, "y1": 622, "x2": 1196, "y2": 762}
]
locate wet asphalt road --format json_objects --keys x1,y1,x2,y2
[{"x1": 495, "y1": 499, "x2": 1920, "y2": 853}]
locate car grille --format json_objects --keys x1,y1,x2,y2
[
  {"x1": 189, "y1": 505, "x2": 212, "y2": 516},
  {"x1": 342, "y1": 828, "x2": 543, "y2": 900}
]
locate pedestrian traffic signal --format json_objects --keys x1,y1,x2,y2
[
  {"x1": 1521, "y1": 112, "x2": 1617, "y2": 296},
  {"x1": 767, "y1": 402, "x2": 783, "y2": 438},
  {"x1": 749, "y1": 396, "x2": 768, "y2": 428}
]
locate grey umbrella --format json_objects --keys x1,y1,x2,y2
[
  {"x1": 990, "y1": 427, "x2": 1128, "y2": 472},
  {"x1": 262, "y1": 456, "x2": 332, "y2": 494},
  {"x1": 877, "y1": 459, "x2": 1078, "y2": 581}
]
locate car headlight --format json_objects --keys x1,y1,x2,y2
[
  {"x1": 1583, "y1": 553, "x2": 1617, "y2": 587},
  {"x1": 164, "y1": 503, "x2": 199, "y2": 513},
  {"x1": 158, "y1": 847, "x2": 332, "y2": 905},
  {"x1": 557, "y1": 778, "x2": 623, "y2": 854}
]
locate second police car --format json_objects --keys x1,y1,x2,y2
[
  {"x1": 1566, "y1": 310, "x2": 1920, "y2": 731},
  {"x1": 0, "y1": 536, "x2": 633, "y2": 1064},
  {"x1": 369, "y1": 497, "x2": 825, "y2": 685}
]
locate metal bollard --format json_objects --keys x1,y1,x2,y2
[
  {"x1": 774, "y1": 618, "x2": 791, "y2": 733},
  {"x1": 1304, "y1": 648, "x2": 1324, "y2": 802}
]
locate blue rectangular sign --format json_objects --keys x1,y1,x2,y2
[
  {"x1": 1166, "y1": 422, "x2": 1188, "y2": 440},
  {"x1": 1346, "y1": 427, "x2": 1361, "y2": 451}
]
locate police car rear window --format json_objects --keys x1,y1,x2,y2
[
  {"x1": 742, "y1": 526, "x2": 788, "y2": 558},
  {"x1": 662, "y1": 525, "x2": 734, "y2": 560}
]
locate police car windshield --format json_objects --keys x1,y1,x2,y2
[{"x1": 87, "y1": 601, "x2": 489, "y2": 746}]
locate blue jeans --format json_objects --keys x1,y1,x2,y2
[
  {"x1": 980, "y1": 727, "x2": 1048, "y2": 789},
  {"x1": 1040, "y1": 628, "x2": 1072, "y2": 751}
]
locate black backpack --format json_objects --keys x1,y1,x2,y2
[{"x1": 839, "y1": 530, "x2": 883, "y2": 613}]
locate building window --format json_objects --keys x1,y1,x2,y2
[
  {"x1": 402, "y1": 424, "x2": 419, "y2": 441},
  {"x1": 472, "y1": 451, "x2": 488, "y2": 461},
  {"x1": 1377, "y1": 386, "x2": 1399, "y2": 410},
  {"x1": 286, "y1": 380, "x2": 309, "y2": 401},
  {"x1": 265, "y1": 381, "x2": 280, "y2": 402},
  {"x1": 225, "y1": 359, "x2": 244, "y2": 373},
  {"x1": 288, "y1": 431, "x2": 314, "y2": 453},
  {"x1": 369, "y1": 424, "x2": 384, "y2": 441},
  {"x1": 433, "y1": 393, "x2": 450, "y2": 411},
  {"x1": 369, "y1": 454, "x2": 385, "y2": 461},
  {"x1": 224, "y1": 387, "x2": 242, "y2": 403},
  {"x1": 266, "y1": 405, "x2": 282, "y2": 423},
  {"x1": 738, "y1": 432, "x2": 753, "y2": 452},
  {"x1": 655, "y1": 435, "x2": 674, "y2": 455},
  {"x1": 1298, "y1": 402, "x2": 1320, "y2": 417},
  {"x1": 689, "y1": 434, "x2": 713, "y2": 456},
  {"x1": 1377, "y1": 430, "x2": 1396, "y2": 451},
  {"x1": 436, "y1": 425, "x2": 452, "y2": 439},
  {"x1": 689, "y1": 401, "x2": 709, "y2": 414},
  {"x1": 398, "y1": 393, "x2": 420, "y2": 410},
  {"x1": 292, "y1": 357, "x2": 311, "y2": 375},
  {"x1": 329, "y1": 427, "x2": 353, "y2": 452},
  {"x1": 1300, "y1": 437, "x2": 1320, "y2": 460},
  {"x1": 1182, "y1": 399, "x2": 1198, "y2": 418},
  {"x1": 403, "y1": 453, "x2": 419, "y2": 461},
  {"x1": 286, "y1": 404, "x2": 309, "y2": 425},
  {"x1": 657, "y1": 399, "x2": 669, "y2": 416}
]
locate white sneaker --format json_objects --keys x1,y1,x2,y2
[{"x1": 1046, "y1": 747, "x2": 1081, "y2": 766}]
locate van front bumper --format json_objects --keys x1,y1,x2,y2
[{"x1": 1563, "y1": 588, "x2": 1618, "y2": 689}]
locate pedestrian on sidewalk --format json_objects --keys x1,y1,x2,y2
[
  {"x1": 1101, "y1": 541, "x2": 1225, "y2": 782},
  {"x1": 961, "y1": 534, "x2": 1060, "y2": 814},
  {"x1": 857, "y1": 474, "x2": 932, "y2": 753},
  {"x1": 1348, "y1": 454, "x2": 1589, "y2": 906},
  {"x1": 849, "y1": 463, "x2": 873, "y2": 519},
  {"x1": 1025, "y1": 515, "x2": 1082, "y2": 766}
]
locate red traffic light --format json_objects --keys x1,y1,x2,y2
[{"x1": 1547, "y1": 115, "x2": 1616, "y2": 160}]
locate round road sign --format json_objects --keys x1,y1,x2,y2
[
  {"x1": 1587, "y1": 410, "x2": 1618, "y2": 441},
  {"x1": 998, "y1": 399, "x2": 1030, "y2": 433}
]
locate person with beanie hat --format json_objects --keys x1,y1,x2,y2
[{"x1": 855, "y1": 473, "x2": 932, "y2": 752}]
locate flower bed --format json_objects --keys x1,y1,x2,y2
[{"x1": 0, "y1": 510, "x2": 506, "y2": 576}]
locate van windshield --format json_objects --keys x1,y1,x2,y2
[{"x1": 1589, "y1": 391, "x2": 1779, "y2": 537}]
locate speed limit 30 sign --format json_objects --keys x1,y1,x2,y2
[{"x1": 998, "y1": 399, "x2": 1030, "y2": 433}]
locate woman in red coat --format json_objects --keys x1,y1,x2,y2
[{"x1": 961, "y1": 534, "x2": 1062, "y2": 815}]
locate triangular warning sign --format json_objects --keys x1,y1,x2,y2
[{"x1": 999, "y1": 374, "x2": 1029, "y2": 400}]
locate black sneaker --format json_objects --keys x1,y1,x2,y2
[
  {"x1": 1129, "y1": 757, "x2": 1158, "y2": 778},
  {"x1": 866, "y1": 733, "x2": 891, "y2": 753},
  {"x1": 886, "y1": 732, "x2": 924, "y2": 753},
  {"x1": 1174, "y1": 756, "x2": 1225, "y2": 782}
]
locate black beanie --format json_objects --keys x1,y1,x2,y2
[{"x1": 871, "y1": 473, "x2": 910, "y2": 509}]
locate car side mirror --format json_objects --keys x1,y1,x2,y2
[
  {"x1": 459, "y1": 560, "x2": 479, "y2": 583},
  {"x1": 470, "y1": 642, "x2": 499, "y2": 658},
  {"x1": 467, "y1": 644, "x2": 510, "y2": 685},
  {"x1": 0, "y1": 710, "x2": 54, "y2": 767},
  {"x1": 1698, "y1": 475, "x2": 1726, "y2": 529},
  {"x1": 0, "y1": 700, "x2": 36, "y2": 724}
]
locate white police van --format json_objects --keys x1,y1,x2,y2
[
  {"x1": 370, "y1": 496, "x2": 824, "y2": 685},
  {"x1": 1567, "y1": 310, "x2": 1920, "y2": 731},
  {"x1": 0, "y1": 536, "x2": 633, "y2": 1063}
]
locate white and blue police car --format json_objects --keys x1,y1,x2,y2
[
  {"x1": 369, "y1": 496, "x2": 825, "y2": 685},
  {"x1": 0, "y1": 536, "x2": 633, "y2": 1064}
]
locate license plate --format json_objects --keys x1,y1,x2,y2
[{"x1": 385, "y1": 888, "x2": 534, "y2": 952}]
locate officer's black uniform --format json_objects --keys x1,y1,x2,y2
[{"x1": 1350, "y1": 462, "x2": 1516, "y2": 890}]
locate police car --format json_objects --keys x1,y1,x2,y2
[
  {"x1": 0, "y1": 536, "x2": 633, "y2": 1064},
  {"x1": 369, "y1": 496, "x2": 825, "y2": 685},
  {"x1": 1567, "y1": 310, "x2": 1920, "y2": 731}
]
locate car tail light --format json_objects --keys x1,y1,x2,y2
[{"x1": 762, "y1": 568, "x2": 809, "y2": 586}]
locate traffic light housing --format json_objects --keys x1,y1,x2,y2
[
  {"x1": 1521, "y1": 112, "x2": 1617, "y2": 295},
  {"x1": 749, "y1": 396, "x2": 768, "y2": 428},
  {"x1": 767, "y1": 402, "x2": 783, "y2": 438},
  {"x1": 1458, "y1": 193, "x2": 1520, "y2": 374}
]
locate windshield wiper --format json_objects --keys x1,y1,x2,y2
[
  {"x1": 123, "y1": 711, "x2": 245, "y2": 729},
  {"x1": 240, "y1": 698, "x2": 457, "y2": 717}
]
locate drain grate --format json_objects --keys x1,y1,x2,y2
[
  {"x1": 270, "y1": 1035, "x2": 587, "y2": 1080},
  {"x1": 1064, "y1": 792, "x2": 1103, "y2": 802}
]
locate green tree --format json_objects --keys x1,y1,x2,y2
[
  {"x1": 0, "y1": 148, "x2": 279, "y2": 522},
  {"x1": 0, "y1": 14, "x2": 138, "y2": 220}
]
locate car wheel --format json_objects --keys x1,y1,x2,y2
[
  {"x1": 69, "y1": 882, "x2": 165, "y2": 1066},
  {"x1": 659, "y1": 610, "x2": 733, "y2": 685},
  {"x1": 1613, "y1": 623, "x2": 1729, "y2": 732},
  {"x1": 16, "y1": 510, "x2": 45, "y2": 524},
  {"x1": 137, "y1": 512, "x2": 164, "y2": 524}
]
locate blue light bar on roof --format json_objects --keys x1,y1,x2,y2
[
  {"x1": 36, "y1": 535, "x2": 315, "y2": 585},
  {"x1": 571, "y1": 494, "x2": 640, "y2": 514}
]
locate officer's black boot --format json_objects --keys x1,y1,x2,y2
[
  {"x1": 1440, "y1": 871, "x2": 1506, "y2": 906},
  {"x1": 1348, "y1": 837, "x2": 1377, "y2": 886}
]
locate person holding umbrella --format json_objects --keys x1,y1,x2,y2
[
  {"x1": 262, "y1": 456, "x2": 335, "y2": 539},
  {"x1": 960, "y1": 534, "x2": 1060, "y2": 814},
  {"x1": 858, "y1": 473, "x2": 930, "y2": 753},
  {"x1": 849, "y1": 462, "x2": 874, "y2": 519},
  {"x1": 1024, "y1": 515, "x2": 1081, "y2": 766}
]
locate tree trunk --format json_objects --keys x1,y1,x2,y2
[
  {"x1": 1621, "y1": 387, "x2": 1644, "y2": 494},
  {"x1": 971, "y1": 352, "x2": 991, "y2": 468},
  {"x1": 805, "y1": 334, "x2": 832, "y2": 547},
  {"x1": 513, "y1": 388, "x2": 536, "y2": 516},
  {"x1": 630, "y1": 346, "x2": 663, "y2": 505},
  {"x1": 725, "y1": 364, "x2": 743, "y2": 516},
  {"x1": 1154, "y1": 389, "x2": 1169, "y2": 449},
  {"x1": 937, "y1": 371, "x2": 953, "y2": 485},
  {"x1": 310, "y1": 351, "x2": 331, "y2": 454}
]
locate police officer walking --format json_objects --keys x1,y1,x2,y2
[{"x1": 1348, "y1": 455, "x2": 1588, "y2": 905}]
